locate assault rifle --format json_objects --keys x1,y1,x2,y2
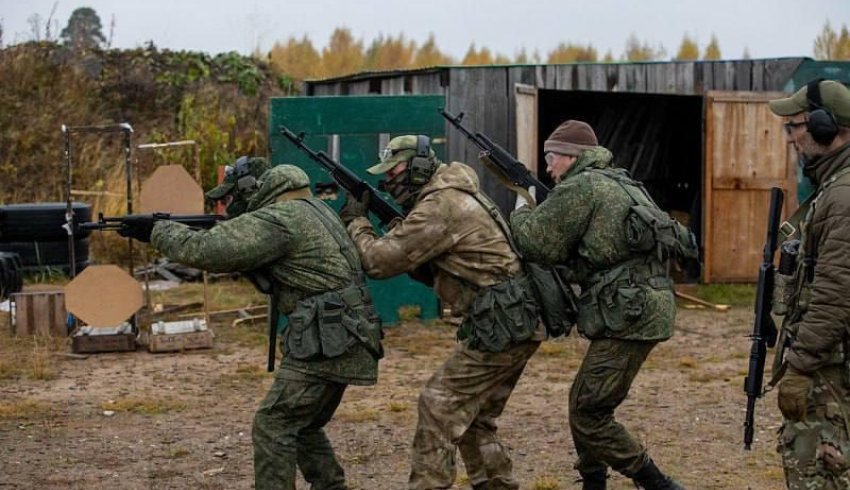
[
  {"x1": 78, "y1": 212, "x2": 224, "y2": 233},
  {"x1": 743, "y1": 187, "x2": 784, "y2": 450},
  {"x1": 440, "y1": 108, "x2": 550, "y2": 203},
  {"x1": 279, "y1": 126, "x2": 404, "y2": 227}
]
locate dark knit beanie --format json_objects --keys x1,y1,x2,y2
[{"x1": 543, "y1": 120, "x2": 598, "y2": 156}]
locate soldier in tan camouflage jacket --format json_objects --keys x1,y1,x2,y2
[{"x1": 340, "y1": 135, "x2": 543, "y2": 490}]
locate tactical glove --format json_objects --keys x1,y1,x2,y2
[
  {"x1": 339, "y1": 191, "x2": 370, "y2": 225},
  {"x1": 777, "y1": 367, "x2": 814, "y2": 421},
  {"x1": 117, "y1": 215, "x2": 156, "y2": 243}
]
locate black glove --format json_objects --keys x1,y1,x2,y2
[
  {"x1": 117, "y1": 215, "x2": 156, "y2": 243},
  {"x1": 339, "y1": 191, "x2": 370, "y2": 225}
]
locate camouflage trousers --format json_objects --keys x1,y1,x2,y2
[
  {"x1": 253, "y1": 369, "x2": 348, "y2": 490},
  {"x1": 569, "y1": 338, "x2": 656, "y2": 476},
  {"x1": 408, "y1": 339, "x2": 541, "y2": 490},
  {"x1": 779, "y1": 366, "x2": 850, "y2": 489}
]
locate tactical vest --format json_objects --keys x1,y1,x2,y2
[
  {"x1": 455, "y1": 191, "x2": 576, "y2": 353},
  {"x1": 576, "y1": 168, "x2": 693, "y2": 339},
  {"x1": 282, "y1": 199, "x2": 383, "y2": 361},
  {"x1": 772, "y1": 167, "x2": 850, "y2": 380}
]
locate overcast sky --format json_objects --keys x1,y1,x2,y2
[{"x1": 2, "y1": 0, "x2": 848, "y2": 61}]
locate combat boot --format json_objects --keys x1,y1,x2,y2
[
  {"x1": 630, "y1": 459, "x2": 684, "y2": 490},
  {"x1": 578, "y1": 469, "x2": 608, "y2": 490}
]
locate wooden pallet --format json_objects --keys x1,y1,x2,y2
[{"x1": 9, "y1": 289, "x2": 67, "y2": 336}]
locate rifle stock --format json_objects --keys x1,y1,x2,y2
[{"x1": 743, "y1": 187, "x2": 784, "y2": 450}]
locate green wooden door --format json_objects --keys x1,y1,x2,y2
[{"x1": 268, "y1": 95, "x2": 446, "y2": 325}]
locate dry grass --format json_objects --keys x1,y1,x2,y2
[
  {"x1": 169, "y1": 447, "x2": 191, "y2": 459},
  {"x1": 0, "y1": 335, "x2": 67, "y2": 381},
  {"x1": 678, "y1": 356, "x2": 699, "y2": 368},
  {"x1": 387, "y1": 401, "x2": 407, "y2": 413},
  {"x1": 100, "y1": 396, "x2": 188, "y2": 415},
  {"x1": 0, "y1": 399, "x2": 51, "y2": 420},
  {"x1": 335, "y1": 407, "x2": 380, "y2": 423},
  {"x1": 398, "y1": 305, "x2": 423, "y2": 322},
  {"x1": 530, "y1": 476, "x2": 561, "y2": 490}
]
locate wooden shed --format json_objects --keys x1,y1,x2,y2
[{"x1": 291, "y1": 58, "x2": 850, "y2": 283}]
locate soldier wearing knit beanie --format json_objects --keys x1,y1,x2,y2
[{"x1": 543, "y1": 120, "x2": 599, "y2": 183}]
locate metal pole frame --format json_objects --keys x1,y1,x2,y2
[
  {"x1": 134, "y1": 140, "x2": 209, "y2": 328},
  {"x1": 61, "y1": 123, "x2": 134, "y2": 279}
]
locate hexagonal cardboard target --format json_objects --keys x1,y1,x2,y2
[
  {"x1": 139, "y1": 165, "x2": 204, "y2": 214},
  {"x1": 65, "y1": 265, "x2": 143, "y2": 327}
]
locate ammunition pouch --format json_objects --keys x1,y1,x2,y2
[
  {"x1": 285, "y1": 279, "x2": 383, "y2": 361},
  {"x1": 525, "y1": 262, "x2": 577, "y2": 338},
  {"x1": 626, "y1": 204, "x2": 698, "y2": 263},
  {"x1": 577, "y1": 259, "x2": 670, "y2": 339},
  {"x1": 459, "y1": 276, "x2": 539, "y2": 353}
]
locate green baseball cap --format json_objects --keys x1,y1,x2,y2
[
  {"x1": 769, "y1": 80, "x2": 850, "y2": 126},
  {"x1": 367, "y1": 135, "x2": 435, "y2": 175},
  {"x1": 206, "y1": 156, "x2": 270, "y2": 200}
]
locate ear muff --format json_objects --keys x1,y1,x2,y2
[
  {"x1": 806, "y1": 79, "x2": 839, "y2": 145},
  {"x1": 232, "y1": 156, "x2": 259, "y2": 193},
  {"x1": 408, "y1": 135, "x2": 435, "y2": 186}
]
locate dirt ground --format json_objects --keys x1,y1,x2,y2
[{"x1": 0, "y1": 280, "x2": 784, "y2": 489}]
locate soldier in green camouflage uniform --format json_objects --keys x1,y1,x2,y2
[
  {"x1": 204, "y1": 155, "x2": 270, "y2": 217},
  {"x1": 769, "y1": 80, "x2": 850, "y2": 490},
  {"x1": 339, "y1": 135, "x2": 543, "y2": 490},
  {"x1": 510, "y1": 121, "x2": 692, "y2": 490},
  {"x1": 124, "y1": 164, "x2": 383, "y2": 490}
]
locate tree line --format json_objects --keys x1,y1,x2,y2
[{"x1": 3, "y1": 7, "x2": 850, "y2": 83}]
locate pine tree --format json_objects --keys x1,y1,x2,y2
[{"x1": 60, "y1": 7, "x2": 106, "y2": 51}]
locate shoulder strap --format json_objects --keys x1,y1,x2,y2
[
  {"x1": 298, "y1": 198, "x2": 362, "y2": 273},
  {"x1": 586, "y1": 167, "x2": 658, "y2": 208},
  {"x1": 467, "y1": 191, "x2": 524, "y2": 261}
]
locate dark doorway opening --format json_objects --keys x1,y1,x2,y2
[{"x1": 538, "y1": 89, "x2": 704, "y2": 280}]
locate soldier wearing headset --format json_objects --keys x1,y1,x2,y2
[
  {"x1": 339, "y1": 135, "x2": 544, "y2": 490},
  {"x1": 769, "y1": 79, "x2": 850, "y2": 489}
]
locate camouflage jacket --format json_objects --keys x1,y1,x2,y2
[
  {"x1": 347, "y1": 162, "x2": 522, "y2": 317},
  {"x1": 786, "y1": 142, "x2": 850, "y2": 374},
  {"x1": 510, "y1": 147, "x2": 675, "y2": 341},
  {"x1": 151, "y1": 166, "x2": 378, "y2": 385}
]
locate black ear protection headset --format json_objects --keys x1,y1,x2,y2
[
  {"x1": 407, "y1": 135, "x2": 435, "y2": 186},
  {"x1": 806, "y1": 79, "x2": 840, "y2": 146},
  {"x1": 230, "y1": 156, "x2": 259, "y2": 193}
]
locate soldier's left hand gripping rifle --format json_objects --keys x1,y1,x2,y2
[
  {"x1": 440, "y1": 108, "x2": 549, "y2": 206},
  {"x1": 743, "y1": 187, "x2": 784, "y2": 450},
  {"x1": 79, "y1": 213, "x2": 225, "y2": 243},
  {"x1": 279, "y1": 126, "x2": 404, "y2": 228}
]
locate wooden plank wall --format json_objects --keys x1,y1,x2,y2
[{"x1": 305, "y1": 59, "x2": 806, "y2": 216}]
